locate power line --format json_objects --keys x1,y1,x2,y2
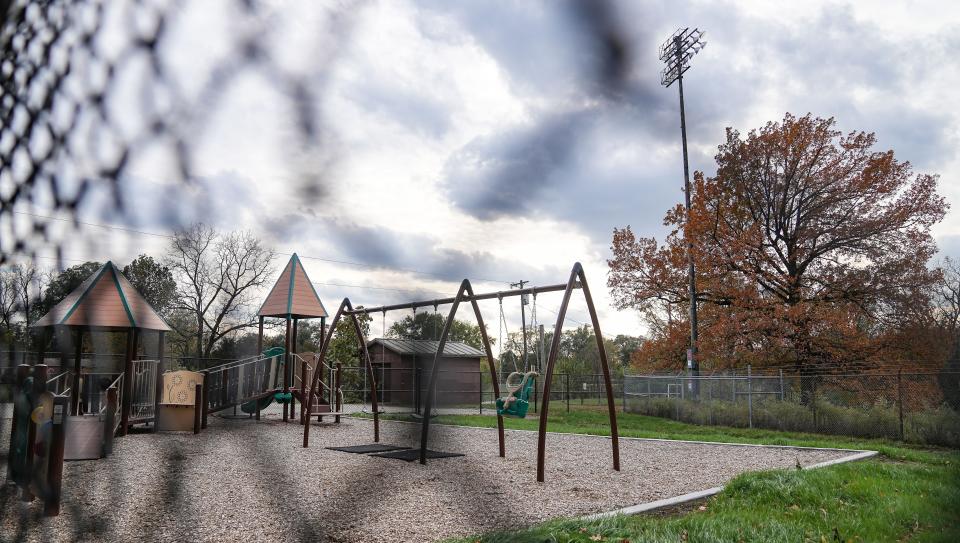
[{"x1": 10, "y1": 210, "x2": 513, "y2": 284}]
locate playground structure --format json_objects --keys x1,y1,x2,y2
[
  {"x1": 6, "y1": 256, "x2": 617, "y2": 518},
  {"x1": 7, "y1": 261, "x2": 171, "y2": 513},
  {"x1": 303, "y1": 262, "x2": 619, "y2": 482}
]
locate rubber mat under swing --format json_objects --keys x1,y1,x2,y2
[
  {"x1": 371, "y1": 448, "x2": 465, "y2": 461},
  {"x1": 326, "y1": 444, "x2": 411, "y2": 454}
]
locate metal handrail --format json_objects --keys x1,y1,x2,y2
[
  {"x1": 99, "y1": 373, "x2": 124, "y2": 415},
  {"x1": 46, "y1": 371, "x2": 71, "y2": 385},
  {"x1": 204, "y1": 353, "x2": 270, "y2": 373},
  {"x1": 205, "y1": 355, "x2": 274, "y2": 375}
]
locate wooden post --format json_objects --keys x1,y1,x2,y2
[
  {"x1": 283, "y1": 316, "x2": 291, "y2": 422},
  {"x1": 22, "y1": 364, "x2": 48, "y2": 502},
  {"x1": 335, "y1": 362, "x2": 342, "y2": 423},
  {"x1": 194, "y1": 383, "x2": 202, "y2": 434},
  {"x1": 201, "y1": 371, "x2": 210, "y2": 429},
  {"x1": 7, "y1": 365, "x2": 30, "y2": 482},
  {"x1": 43, "y1": 395, "x2": 67, "y2": 516},
  {"x1": 292, "y1": 317, "x2": 299, "y2": 421},
  {"x1": 154, "y1": 331, "x2": 165, "y2": 432},
  {"x1": 120, "y1": 330, "x2": 134, "y2": 436},
  {"x1": 300, "y1": 353, "x2": 307, "y2": 425},
  {"x1": 257, "y1": 316, "x2": 264, "y2": 355},
  {"x1": 71, "y1": 328, "x2": 82, "y2": 415}
]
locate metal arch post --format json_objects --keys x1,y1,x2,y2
[
  {"x1": 304, "y1": 300, "x2": 348, "y2": 448},
  {"x1": 348, "y1": 311, "x2": 380, "y2": 442},
  {"x1": 303, "y1": 298, "x2": 381, "y2": 447},
  {"x1": 578, "y1": 265, "x2": 620, "y2": 472},
  {"x1": 536, "y1": 263, "x2": 620, "y2": 482},
  {"x1": 419, "y1": 280, "x2": 469, "y2": 465},
  {"x1": 464, "y1": 281, "x2": 505, "y2": 457}
]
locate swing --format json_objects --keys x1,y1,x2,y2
[
  {"x1": 496, "y1": 370, "x2": 538, "y2": 418},
  {"x1": 495, "y1": 295, "x2": 539, "y2": 418}
]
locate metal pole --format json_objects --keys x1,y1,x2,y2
[
  {"x1": 747, "y1": 364, "x2": 753, "y2": 429},
  {"x1": 779, "y1": 369, "x2": 784, "y2": 401},
  {"x1": 675, "y1": 36, "x2": 700, "y2": 396},
  {"x1": 897, "y1": 369, "x2": 904, "y2": 440}
]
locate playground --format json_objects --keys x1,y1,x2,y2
[
  {"x1": 0, "y1": 256, "x2": 887, "y2": 542},
  {"x1": 0, "y1": 410, "x2": 862, "y2": 543}
]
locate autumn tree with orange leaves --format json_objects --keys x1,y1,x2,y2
[{"x1": 609, "y1": 114, "x2": 947, "y2": 380}]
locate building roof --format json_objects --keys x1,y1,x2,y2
[
  {"x1": 32, "y1": 261, "x2": 171, "y2": 331},
  {"x1": 369, "y1": 338, "x2": 486, "y2": 358},
  {"x1": 258, "y1": 254, "x2": 328, "y2": 319}
]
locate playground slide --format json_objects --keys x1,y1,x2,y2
[
  {"x1": 240, "y1": 394, "x2": 274, "y2": 414},
  {"x1": 238, "y1": 347, "x2": 286, "y2": 414}
]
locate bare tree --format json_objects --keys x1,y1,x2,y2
[
  {"x1": 167, "y1": 224, "x2": 275, "y2": 359},
  {"x1": 937, "y1": 257, "x2": 960, "y2": 334},
  {"x1": 12, "y1": 264, "x2": 42, "y2": 326},
  {"x1": 0, "y1": 269, "x2": 17, "y2": 337}
]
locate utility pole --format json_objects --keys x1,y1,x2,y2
[
  {"x1": 511, "y1": 280, "x2": 529, "y2": 373},
  {"x1": 660, "y1": 27, "x2": 706, "y2": 394}
]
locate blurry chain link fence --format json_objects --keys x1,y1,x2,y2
[
  {"x1": 0, "y1": 0, "x2": 341, "y2": 265},
  {"x1": 624, "y1": 369, "x2": 960, "y2": 447}
]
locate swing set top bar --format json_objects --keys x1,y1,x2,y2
[{"x1": 345, "y1": 282, "x2": 582, "y2": 315}]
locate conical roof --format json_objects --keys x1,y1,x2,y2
[
  {"x1": 32, "y1": 261, "x2": 171, "y2": 330},
  {"x1": 257, "y1": 254, "x2": 328, "y2": 319}
]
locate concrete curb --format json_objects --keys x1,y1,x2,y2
[{"x1": 581, "y1": 449, "x2": 878, "y2": 521}]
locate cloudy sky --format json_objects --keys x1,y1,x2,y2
[{"x1": 13, "y1": 0, "x2": 960, "y2": 341}]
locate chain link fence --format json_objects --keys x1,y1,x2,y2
[
  {"x1": 624, "y1": 369, "x2": 960, "y2": 447},
  {"x1": 331, "y1": 365, "x2": 624, "y2": 416}
]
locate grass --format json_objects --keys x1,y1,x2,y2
[{"x1": 358, "y1": 408, "x2": 960, "y2": 542}]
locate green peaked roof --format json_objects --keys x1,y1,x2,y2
[
  {"x1": 32, "y1": 261, "x2": 171, "y2": 330},
  {"x1": 257, "y1": 254, "x2": 328, "y2": 318}
]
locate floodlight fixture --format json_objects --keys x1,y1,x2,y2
[{"x1": 659, "y1": 27, "x2": 706, "y2": 88}]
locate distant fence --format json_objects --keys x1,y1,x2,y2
[
  {"x1": 334, "y1": 366, "x2": 623, "y2": 415},
  {"x1": 624, "y1": 369, "x2": 960, "y2": 448}
]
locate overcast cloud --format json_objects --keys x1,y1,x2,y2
[{"x1": 16, "y1": 0, "x2": 960, "y2": 340}]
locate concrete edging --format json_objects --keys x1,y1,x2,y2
[{"x1": 581, "y1": 449, "x2": 878, "y2": 520}]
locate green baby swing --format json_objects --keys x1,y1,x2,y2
[{"x1": 495, "y1": 293, "x2": 540, "y2": 418}]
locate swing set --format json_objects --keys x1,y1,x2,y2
[{"x1": 301, "y1": 262, "x2": 619, "y2": 482}]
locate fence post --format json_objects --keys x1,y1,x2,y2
[
  {"x1": 621, "y1": 376, "x2": 626, "y2": 413},
  {"x1": 193, "y1": 383, "x2": 202, "y2": 434},
  {"x1": 747, "y1": 364, "x2": 753, "y2": 429},
  {"x1": 732, "y1": 369, "x2": 737, "y2": 402},
  {"x1": 674, "y1": 379, "x2": 680, "y2": 420},
  {"x1": 897, "y1": 369, "x2": 904, "y2": 441},
  {"x1": 779, "y1": 369, "x2": 784, "y2": 401},
  {"x1": 812, "y1": 375, "x2": 818, "y2": 432},
  {"x1": 565, "y1": 373, "x2": 570, "y2": 413}
]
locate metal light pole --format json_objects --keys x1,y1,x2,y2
[{"x1": 659, "y1": 28, "x2": 706, "y2": 390}]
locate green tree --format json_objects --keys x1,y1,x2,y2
[
  {"x1": 122, "y1": 254, "x2": 176, "y2": 315},
  {"x1": 33, "y1": 261, "x2": 102, "y2": 321},
  {"x1": 387, "y1": 311, "x2": 487, "y2": 350}
]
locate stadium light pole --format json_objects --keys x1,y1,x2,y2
[{"x1": 659, "y1": 28, "x2": 706, "y2": 391}]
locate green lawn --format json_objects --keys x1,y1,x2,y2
[{"x1": 360, "y1": 409, "x2": 960, "y2": 542}]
